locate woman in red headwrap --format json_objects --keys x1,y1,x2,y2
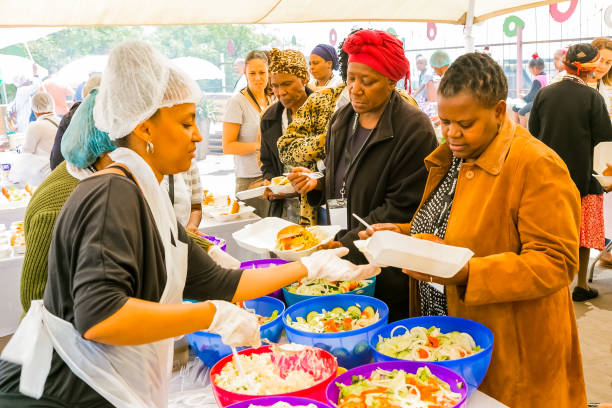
[{"x1": 288, "y1": 29, "x2": 438, "y2": 321}]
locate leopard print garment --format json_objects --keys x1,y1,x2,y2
[{"x1": 277, "y1": 83, "x2": 419, "y2": 226}]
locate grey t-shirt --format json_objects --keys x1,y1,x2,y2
[
  {"x1": 0, "y1": 173, "x2": 243, "y2": 407},
  {"x1": 222, "y1": 92, "x2": 263, "y2": 178}
]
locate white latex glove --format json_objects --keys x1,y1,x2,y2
[
  {"x1": 207, "y1": 300, "x2": 261, "y2": 348},
  {"x1": 208, "y1": 245, "x2": 241, "y2": 269},
  {"x1": 300, "y1": 247, "x2": 381, "y2": 282}
]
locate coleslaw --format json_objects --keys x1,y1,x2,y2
[
  {"x1": 286, "y1": 305, "x2": 379, "y2": 333},
  {"x1": 285, "y1": 278, "x2": 372, "y2": 296},
  {"x1": 377, "y1": 326, "x2": 482, "y2": 361},
  {"x1": 214, "y1": 347, "x2": 332, "y2": 395},
  {"x1": 337, "y1": 367, "x2": 462, "y2": 408}
]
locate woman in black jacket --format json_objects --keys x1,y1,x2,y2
[
  {"x1": 529, "y1": 43, "x2": 612, "y2": 301},
  {"x1": 289, "y1": 30, "x2": 438, "y2": 321}
]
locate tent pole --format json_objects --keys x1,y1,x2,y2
[{"x1": 464, "y1": 0, "x2": 476, "y2": 53}]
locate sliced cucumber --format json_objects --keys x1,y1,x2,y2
[
  {"x1": 363, "y1": 305, "x2": 375, "y2": 317},
  {"x1": 306, "y1": 311, "x2": 319, "y2": 323},
  {"x1": 331, "y1": 307, "x2": 345, "y2": 315},
  {"x1": 346, "y1": 305, "x2": 361, "y2": 319}
]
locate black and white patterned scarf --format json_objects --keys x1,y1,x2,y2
[{"x1": 410, "y1": 156, "x2": 462, "y2": 316}]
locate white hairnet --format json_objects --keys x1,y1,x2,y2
[
  {"x1": 31, "y1": 92, "x2": 55, "y2": 113},
  {"x1": 94, "y1": 40, "x2": 203, "y2": 140}
]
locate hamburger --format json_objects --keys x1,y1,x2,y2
[{"x1": 276, "y1": 225, "x2": 319, "y2": 251}]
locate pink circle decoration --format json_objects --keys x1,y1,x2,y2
[
  {"x1": 427, "y1": 23, "x2": 437, "y2": 41},
  {"x1": 549, "y1": 0, "x2": 578, "y2": 23},
  {"x1": 329, "y1": 29, "x2": 337, "y2": 47}
]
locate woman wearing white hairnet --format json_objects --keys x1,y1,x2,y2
[{"x1": 0, "y1": 40, "x2": 379, "y2": 408}]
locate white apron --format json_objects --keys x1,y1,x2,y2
[{"x1": 2, "y1": 148, "x2": 188, "y2": 407}]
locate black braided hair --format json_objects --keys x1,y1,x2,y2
[
  {"x1": 338, "y1": 27, "x2": 368, "y2": 82},
  {"x1": 438, "y1": 52, "x2": 508, "y2": 108}
]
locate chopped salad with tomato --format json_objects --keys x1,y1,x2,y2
[
  {"x1": 286, "y1": 305, "x2": 379, "y2": 333},
  {"x1": 376, "y1": 326, "x2": 482, "y2": 362},
  {"x1": 337, "y1": 367, "x2": 462, "y2": 408},
  {"x1": 286, "y1": 278, "x2": 372, "y2": 296}
]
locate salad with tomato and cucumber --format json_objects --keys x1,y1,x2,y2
[{"x1": 286, "y1": 305, "x2": 379, "y2": 333}]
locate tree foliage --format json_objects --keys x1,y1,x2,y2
[{"x1": 5, "y1": 25, "x2": 276, "y2": 92}]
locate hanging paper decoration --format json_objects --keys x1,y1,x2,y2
[
  {"x1": 605, "y1": 4, "x2": 612, "y2": 29},
  {"x1": 426, "y1": 23, "x2": 437, "y2": 41},
  {"x1": 503, "y1": 15, "x2": 525, "y2": 37},
  {"x1": 549, "y1": 0, "x2": 578, "y2": 23},
  {"x1": 329, "y1": 29, "x2": 337, "y2": 46},
  {"x1": 386, "y1": 27, "x2": 398, "y2": 37},
  {"x1": 291, "y1": 35, "x2": 297, "y2": 46},
  {"x1": 227, "y1": 39, "x2": 235, "y2": 57}
]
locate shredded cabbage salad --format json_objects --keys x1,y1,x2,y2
[
  {"x1": 377, "y1": 326, "x2": 482, "y2": 361},
  {"x1": 215, "y1": 347, "x2": 333, "y2": 395},
  {"x1": 286, "y1": 278, "x2": 372, "y2": 296},
  {"x1": 338, "y1": 367, "x2": 462, "y2": 408},
  {"x1": 286, "y1": 304, "x2": 379, "y2": 333},
  {"x1": 248, "y1": 403, "x2": 316, "y2": 408}
]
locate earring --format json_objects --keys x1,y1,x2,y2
[{"x1": 146, "y1": 141, "x2": 154, "y2": 155}]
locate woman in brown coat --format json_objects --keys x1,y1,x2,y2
[{"x1": 361, "y1": 53, "x2": 586, "y2": 407}]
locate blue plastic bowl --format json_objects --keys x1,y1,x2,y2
[
  {"x1": 241, "y1": 259, "x2": 289, "y2": 301},
  {"x1": 282, "y1": 294, "x2": 388, "y2": 369},
  {"x1": 369, "y1": 316, "x2": 493, "y2": 395},
  {"x1": 282, "y1": 277, "x2": 377, "y2": 307},
  {"x1": 187, "y1": 296, "x2": 285, "y2": 367}
]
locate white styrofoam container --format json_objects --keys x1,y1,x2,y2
[
  {"x1": 594, "y1": 142, "x2": 612, "y2": 175},
  {"x1": 366, "y1": 230, "x2": 474, "y2": 278},
  {"x1": 236, "y1": 184, "x2": 296, "y2": 200},
  {"x1": 232, "y1": 217, "x2": 341, "y2": 261},
  {"x1": 594, "y1": 174, "x2": 612, "y2": 189}
]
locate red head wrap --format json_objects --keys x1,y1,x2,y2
[{"x1": 342, "y1": 29, "x2": 411, "y2": 92}]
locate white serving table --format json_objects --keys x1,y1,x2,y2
[
  {"x1": 199, "y1": 213, "x2": 267, "y2": 262},
  {"x1": 0, "y1": 202, "x2": 28, "y2": 227},
  {"x1": 0, "y1": 255, "x2": 24, "y2": 337}
]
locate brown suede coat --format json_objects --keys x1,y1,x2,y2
[{"x1": 398, "y1": 119, "x2": 587, "y2": 408}]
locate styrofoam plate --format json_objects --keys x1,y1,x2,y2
[
  {"x1": 367, "y1": 230, "x2": 474, "y2": 278},
  {"x1": 232, "y1": 217, "x2": 342, "y2": 260},
  {"x1": 208, "y1": 205, "x2": 255, "y2": 222}
]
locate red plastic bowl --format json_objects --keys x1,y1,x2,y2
[{"x1": 210, "y1": 345, "x2": 338, "y2": 407}]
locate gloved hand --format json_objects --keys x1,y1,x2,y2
[
  {"x1": 208, "y1": 246, "x2": 241, "y2": 269},
  {"x1": 301, "y1": 247, "x2": 381, "y2": 282},
  {"x1": 207, "y1": 300, "x2": 261, "y2": 348}
]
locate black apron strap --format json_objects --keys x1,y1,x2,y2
[
  {"x1": 106, "y1": 165, "x2": 137, "y2": 184},
  {"x1": 168, "y1": 175, "x2": 175, "y2": 205}
]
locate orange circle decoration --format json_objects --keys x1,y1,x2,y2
[
  {"x1": 549, "y1": 0, "x2": 578, "y2": 23},
  {"x1": 329, "y1": 29, "x2": 337, "y2": 46},
  {"x1": 427, "y1": 23, "x2": 437, "y2": 41}
]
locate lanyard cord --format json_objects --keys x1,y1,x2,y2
[{"x1": 245, "y1": 87, "x2": 267, "y2": 113}]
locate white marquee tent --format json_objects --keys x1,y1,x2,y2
[{"x1": 0, "y1": 1, "x2": 567, "y2": 26}]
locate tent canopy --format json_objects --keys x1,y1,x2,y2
[{"x1": 0, "y1": 0, "x2": 566, "y2": 26}]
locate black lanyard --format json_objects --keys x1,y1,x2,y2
[
  {"x1": 245, "y1": 87, "x2": 267, "y2": 113},
  {"x1": 340, "y1": 114, "x2": 373, "y2": 199}
]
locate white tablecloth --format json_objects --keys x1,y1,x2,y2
[
  {"x1": 0, "y1": 255, "x2": 23, "y2": 337},
  {"x1": 198, "y1": 213, "x2": 267, "y2": 262}
]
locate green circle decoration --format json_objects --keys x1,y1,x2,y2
[{"x1": 503, "y1": 15, "x2": 525, "y2": 38}]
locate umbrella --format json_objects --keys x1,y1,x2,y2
[
  {"x1": 0, "y1": 54, "x2": 48, "y2": 84},
  {"x1": 55, "y1": 55, "x2": 108, "y2": 87},
  {"x1": 171, "y1": 57, "x2": 224, "y2": 80},
  {"x1": 0, "y1": 28, "x2": 63, "y2": 49}
]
